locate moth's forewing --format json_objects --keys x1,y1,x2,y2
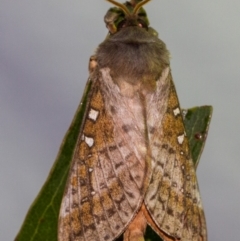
[
  {"x1": 144, "y1": 72, "x2": 207, "y2": 240},
  {"x1": 58, "y1": 66, "x2": 153, "y2": 240}
]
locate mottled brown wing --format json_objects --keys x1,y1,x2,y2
[
  {"x1": 144, "y1": 70, "x2": 207, "y2": 241},
  {"x1": 58, "y1": 67, "x2": 152, "y2": 241}
]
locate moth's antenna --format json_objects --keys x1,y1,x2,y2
[
  {"x1": 133, "y1": 0, "x2": 151, "y2": 14},
  {"x1": 106, "y1": 0, "x2": 131, "y2": 15}
]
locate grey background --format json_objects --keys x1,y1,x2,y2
[{"x1": 1, "y1": 0, "x2": 239, "y2": 240}]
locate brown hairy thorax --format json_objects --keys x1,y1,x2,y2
[{"x1": 96, "y1": 1, "x2": 170, "y2": 93}]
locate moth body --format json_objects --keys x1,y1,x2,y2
[{"x1": 58, "y1": 1, "x2": 207, "y2": 241}]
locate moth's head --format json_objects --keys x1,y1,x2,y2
[{"x1": 104, "y1": 0, "x2": 151, "y2": 34}]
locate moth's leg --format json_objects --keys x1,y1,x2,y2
[
  {"x1": 123, "y1": 204, "x2": 147, "y2": 241},
  {"x1": 88, "y1": 55, "x2": 97, "y2": 73}
]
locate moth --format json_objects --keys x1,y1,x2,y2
[{"x1": 58, "y1": 0, "x2": 207, "y2": 241}]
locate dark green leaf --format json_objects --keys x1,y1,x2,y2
[
  {"x1": 15, "y1": 92, "x2": 212, "y2": 241},
  {"x1": 183, "y1": 106, "x2": 213, "y2": 168},
  {"x1": 14, "y1": 80, "x2": 92, "y2": 241}
]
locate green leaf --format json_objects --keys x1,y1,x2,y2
[
  {"x1": 183, "y1": 106, "x2": 213, "y2": 168},
  {"x1": 15, "y1": 87, "x2": 212, "y2": 241},
  {"x1": 14, "y1": 80, "x2": 92, "y2": 241}
]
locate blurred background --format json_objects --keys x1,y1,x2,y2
[{"x1": 1, "y1": 0, "x2": 240, "y2": 240}]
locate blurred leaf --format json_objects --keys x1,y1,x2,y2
[{"x1": 15, "y1": 85, "x2": 212, "y2": 241}]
